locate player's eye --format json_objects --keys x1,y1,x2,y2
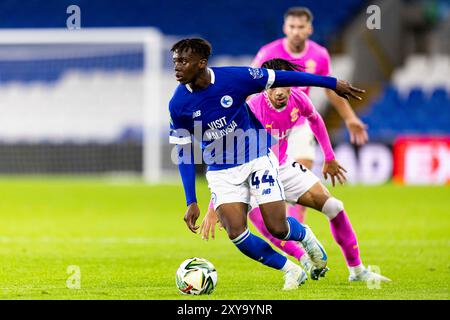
[{"x1": 173, "y1": 60, "x2": 186, "y2": 67}]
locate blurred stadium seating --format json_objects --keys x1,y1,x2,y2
[
  {"x1": 339, "y1": 54, "x2": 450, "y2": 142},
  {"x1": 0, "y1": 44, "x2": 145, "y2": 143},
  {"x1": 0, "y1": 31, "x2": 161, "y2": 176},
  {"x1": 0, "y1": 0, "x2": 365, "y2": 55}
]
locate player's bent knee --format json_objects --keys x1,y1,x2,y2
[
  {"x1": 321, "y1": 197, "x2": 344, "y2": 220},
  {"x1": 266, "y1": 224, "x2": 289, "y2": 240},
  {"x1": 230, "y1": 228, "x2": 248, "y2": 244},
  {"x1": 228, "y1": 227, "x2": 248, "y2": 241}
]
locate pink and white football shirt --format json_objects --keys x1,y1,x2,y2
[{"x1": 247, "y1": 88, "x2": 334, "y2": 166}]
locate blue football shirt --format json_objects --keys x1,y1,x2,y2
[{"x1": 169, "y1": 66, "x2": 277, "y2": 171}]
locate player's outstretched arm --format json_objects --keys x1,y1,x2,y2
[
  {"x1": 298, "y1": 91, "x2": 336, "y2": 163},
  {"x1": 306, "y1": 111, "x2": 335, "y2": 164},
  {"x1": 335, "y1": 79, "x2": 366, "y2": 101},
  {"x1": 299, "y1": 95, "x2": 348, "y2": 187},
  {"x1": 307, "y1": 109, "x2": 347, "y2": 187},
  {"x1": 270, "y1": 70, "x2": 365, "y2": 101}
]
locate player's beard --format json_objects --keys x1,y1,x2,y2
[{"x1": 290, "y1": 38, "x2": 306, "y2": 51}]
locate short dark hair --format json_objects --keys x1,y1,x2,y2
[
  {"x1": 261, "y1": 58, "x2": 304, "y2": 72},
  {"x1": 170, "y1": 38, "x2": 212, "y2": 60},
  {"x1": 284, "y1": 7, "x2": 313, "y2": 23}
]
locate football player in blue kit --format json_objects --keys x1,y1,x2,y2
[{"x1": 168, "y1": 38, "x2": 364, "y2": 290}]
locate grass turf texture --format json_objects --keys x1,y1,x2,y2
[{"x1": 0, "y1": 177, "x2": 448, "y2": 300}]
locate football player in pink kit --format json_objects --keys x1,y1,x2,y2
[
  {"x1": 252, "y1": 7, "x2": 369, "y2": 223},
  {"x1": 201, "y1": 59, "x2": 390, "y2": 283}
]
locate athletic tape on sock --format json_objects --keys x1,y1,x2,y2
[{"x1": 321, "y1": 197, "x2": 344, "y2": 220}]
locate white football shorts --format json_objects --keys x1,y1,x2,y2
[
  {"x1": 286, "y1": 122, "x2": 317, "y2": 161},
  {"x1": 206, "y1": 151, "x2": 285, "y2": 210},
  {"x1": 249, "y1": 156, "x2": 320, "y2": 211}
]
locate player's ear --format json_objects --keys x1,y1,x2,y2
[
  {"x1": 282, "y1": 22, "x2": 288, "y2": 36},
  {"x1": 199, "y1": 58, "x2": 208, "y2": 69},
  {"x1": 308, "y1": 24, "x2": 313, "y2": 36}
]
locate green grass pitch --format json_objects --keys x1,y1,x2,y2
[{"x1": 0, "y1": 177, "x2": 448, "y2": 300}]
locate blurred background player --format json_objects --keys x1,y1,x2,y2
[
  {"x1": 201, "y1": 59, "x2": 390, "y2": 283},
  {"x1": 252, "y1": 7, "x2": 369, "y2": 223}
]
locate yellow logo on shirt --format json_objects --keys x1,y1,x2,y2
[
  {"x1": 306, "y1": 59, "x2": 317, "y2": 74},
  {"x1": 291, "y1": 108, "x2": 299, "y2": 122}
]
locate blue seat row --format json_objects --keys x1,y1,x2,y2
[
  {"x1": 0, "y1": 0, "x2": 365, "y2": 55},
  {"x1": 340, "y1": 86, "x2": 450, "y2": 142}
]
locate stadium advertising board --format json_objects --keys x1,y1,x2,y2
[
  {"x1": 316, "y1": 137, "x2": 450, "y2": 186},
  {"x1": 393, "y1": 136, "x2": 450, "y2": 185}
]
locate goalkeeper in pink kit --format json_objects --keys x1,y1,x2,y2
[{"x1": 201, "y1": 59, "x2": 390, "y2": 283}]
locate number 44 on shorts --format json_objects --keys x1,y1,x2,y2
[{"x1": 251, "y1": 170, "x2": 275, "y2": 189}]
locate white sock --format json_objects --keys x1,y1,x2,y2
[
  {"x1": 348, "y1": 263, "x2": 365, "y2": 277},
  {"x1": 299, "y1": 254, "x2": 311, "y2": 269},
  {"x1": 281, "y1": 259, "x2": 298, "y2": 273}
]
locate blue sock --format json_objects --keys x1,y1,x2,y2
[
  {"x1": 284, "y1": 217, "x2": 306, "y2": 241},
  {"x1": 232, "y1": 229, "x2": 287, "y2": 270}
]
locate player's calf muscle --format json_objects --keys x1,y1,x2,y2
[
  {"x1": 259, "y1": 202, "x2": 290, "y2": 239},
  {"x1": 266, "y1": 223, "x2": 289, "y2": 239},
  {"x1": 217, "y1": 204, "x2": 248, "y2": 239},
  {"x1": 261, "y1": 215, "x2": 289, "y2": 239}
]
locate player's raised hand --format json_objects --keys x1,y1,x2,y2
[
  {"x1": 184, "y1": 202, "x2": 200, "y2": 233},
  {"x1": 199, "y1": 207, "x2": 222, "y2": 240},
  {"x1": 323, "y1": 159, "x2": 347, "y2": 187},
  {"x1": 335, "y1": 80, "x2": 365, "y2": 101},
  {"x1": 345, "y1": 117, "x2": 369, "y2": 145}
]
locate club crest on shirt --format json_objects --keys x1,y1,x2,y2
[
  {"x1": 305, "y1": 59, "x2": 317, "y2": 74},
  {"x1": 220, "y1": 95, "x2": 233, "y2": 108},
  {"x1": 248, "y1": 67, "x2": 263, "y2": 79}
]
